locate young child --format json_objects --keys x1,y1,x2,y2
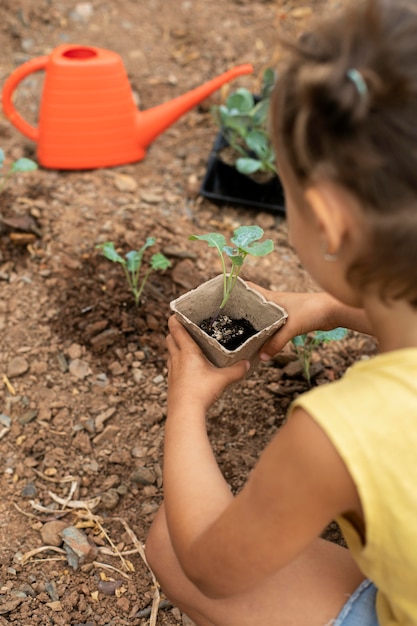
[{"x1": 145, "y1": 1, "x2": 417, "y2": 624}]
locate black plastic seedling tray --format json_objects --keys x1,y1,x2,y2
[{"x1": 200, "y1": 133, "x2": 286, "y2": 215}]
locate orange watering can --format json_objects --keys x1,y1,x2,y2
[{"x1": 2, "y1": 44, "x2": 253, "y2": 170}]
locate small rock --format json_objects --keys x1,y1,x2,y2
[
  {"x1": 290, "y1": 6, "x2": 313, "y2": 19},
  {"x1": 73, "y1": 430, "x2": 93, "y2": 455},
  {"x1": 116, "y1": 596, "x2": 130, "y2": 612},
  {"x1": 7, "y1": 356, "x2": 29, "y2": 378},
  {"x1": 67, "y1": 343, "x2": 82, "y2": 360},
  {"x1": 72, "y1": 2, "x2": 93, "y2": 20},
  {"x1": 132, "y1": 368, "x2": 144, "y2": 384},
  {"x1": 45, "y1": 601, "x2": 62, "y2": 612},
  {"x1": 114, "y1": 174, "x2": 138, "y2": 192},
  {"x1": 131, "y1": 445, "x2": 148, "y2": 458},
  {"x1": 131, "y1": 468, "x2": 156, "y2": 485},
  {"x1": 172, "y1": 259, "x2": 201, "y2": 290},
  {"x1": 60, "y1": 527, "x2": 98, "y2": 570},
  {"x1": 95, "y1": 407, "x2": 116, "y2": 432},
  {"x1": 97, "y1": 580, "x2": 123, "y2": 596},
  {"x1": 40, "y1": 521, "x2": 69, "y2": 547},
  {"x1": 90, "y1": 328, "x2": 120, "y2": 350},
  {"x1": 0, "y1": 597, "x2": 24, "y2": 615},
  {"x1": 283, "y1": 360, "x2": 304, "y2": 378},
  {"x1": 141, "y1": 192, "x2": 162, "y2": 204},
  {"x1": 108, "y1": 361, "x2": 124, "y2": 376},
  {"x1": 92, "y1": 424, "x2": 120, "y2": 445},
  {"x1": 69, "y1": 359, "x2": 92, "y2": 380},
  {"x1": 21, "y1": 481, "x2": 37, "y2": 498},
  {"x1": 18, "y1": 409, "x2": 38, "y2": 425},
  {"x1": 100, "y1": 489, "x2": 120, "y2": 510}
]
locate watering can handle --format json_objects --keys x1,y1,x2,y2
[{"x1": 2, "y1": 55, "x2": 49, "y2": 142}]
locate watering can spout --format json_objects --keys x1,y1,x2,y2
[{"x1": 135, "y1": 64, "x2": 254, "y2": 149}]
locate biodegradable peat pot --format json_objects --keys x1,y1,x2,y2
[
  {"x1": 170, "y1": 274, "x2": 288, "y2": 369},
  {"x1": 199, "y1": 133, "x2": 286, "y2": 215}
]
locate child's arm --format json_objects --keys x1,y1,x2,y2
[
  {"x1": 247, "y1": 285, "x2": 373, "y2": 358},
  {"x1": 163, "y1": 316, "x2": 361, "y2": 599}
]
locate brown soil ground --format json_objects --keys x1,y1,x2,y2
[{"x1": 0, "y1": 1, "x2": 377, "y2": 625}]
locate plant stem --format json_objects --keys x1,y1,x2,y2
[{"x1": 134, "y1": 267, "x2": 153, "y2": 307}]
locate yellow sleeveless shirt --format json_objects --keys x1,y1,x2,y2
[{"x1": 291, "y1": 348, "x2": 417, "y2": 626}]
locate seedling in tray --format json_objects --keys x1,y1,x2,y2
[{"x1": 96, "y1": 239, "x2": 171, "y2": 307}]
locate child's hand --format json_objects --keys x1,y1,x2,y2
[
  {"x1": 247, "y1": 285, "x2": 344, "y2": 358},
  {"x1": 166, "y1": 316, "x2": 250, "y2": 412},
  {"x1": 248, "y1": 284, "x2": 372, "y2": 359}
]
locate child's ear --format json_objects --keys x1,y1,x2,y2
[{"x1": 304, "y1": 181, "x2": 353, "y2": 256}]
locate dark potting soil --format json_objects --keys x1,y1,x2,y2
[{"x1": 200, "y1": 314, "x2": 257, "y2": 350}]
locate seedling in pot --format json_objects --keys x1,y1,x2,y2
[
  {"x1": 292, "y1": 328, "x2": 348, "y2": 386},
  {"x1": 96, "y1": 239, "x2": 171, "y2": 307},
  {"x1": 190, "y1": 225, "x2": 274, "y2": 311},
  {"x1": 0, "y1": 148, "x2": 38, "y2": 193},
  {"x1": 189, "y1": 225, "x2": 274, "y2": 348}
]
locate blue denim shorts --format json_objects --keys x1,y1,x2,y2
[{"x1": 331, "y1": 579, "x2": 379, "y2": 626}]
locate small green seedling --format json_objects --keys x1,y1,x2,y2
[
  {"x1": 0, "y1": 148, "x2": 38, "y2": 193},
  {"x1": 211, "y1": 67, "x2": 277, "y2": 176},
  {"x1": 292, "y1": 328, "x2": 348, "y2": 386},
  {"x1": 96, "y1": 239, "x2": 171, "y2": 307},
  {"x1": 189, "y1": 225, "x2": 274, "y2": 311}
]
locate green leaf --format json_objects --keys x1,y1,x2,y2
[
  {"x1": 225, "y1": 89, "x2": 254, "y2": 113},
  {"x1": 223, "y1": 247, "x2": 244, "y2": 266},
  {"x1": 236, "y1": 157, "x2": 261, "y2": 175},
  {"x1": 251, "y1": 99, "x2": 270, "y2": 126},
  {"x1": 231, "y1": 225, "x2": 264, "y2": 248},
  {"x1": 315, "y1": 328, "x2": 348, "y2": 343},
  {"x1": 126, "y1": 249, "x2": 144, "y2": 272},
  {"x1": 292, "y1": 334, "x2": 308, "y2": 347},
  {"x1": 245, "y1": 130, "x2": 269, "y2": 158},
  {"x1": 219, "y1": 112, "x2": 250, "y2": 138},
  {"x1": 242, "y1": 239, "x2": 274, "y2": 256},
  {"x1": 189, "y1": 232, "x2": 226, "y2": 252},
  {"x1": 11, "y1": 157, "x2": 38, "y2": 173},
  {"x1": 150, "y1": 253, "x2": 171, "y2": 271},
  {"x1": 96, "y1": 242, "x2": 126, "y2": 265},
  {"x1": 261, "y1": 67, "x2": 276, "y2": 99}
]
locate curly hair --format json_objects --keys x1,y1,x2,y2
[{"x1": 272, "y1": 0, "x2": 417, "y2": 306}]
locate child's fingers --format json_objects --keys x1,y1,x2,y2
[
  {"x1": 168, "y1": 316, "x2": 204, "y2": 354},
  {"x1": 221, "y1": 360, "x2": 250, "y2": 385}
]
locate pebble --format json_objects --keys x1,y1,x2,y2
[
  {"x1": 7, "y1": 357, "x2": 29, "y2": 378},
  {"x1": 21, "y1": 481, "x2": 37, "y2": 497},
  {"x1": 132, "y1": 368, "x2": 144, "y2": 384},
  {"x1": 130, "y1": 468, "x2": 156, "y2": 485},
  {"x1": 95, "y1": 407, "x2": 116, "y2": 432},
  {"x1": 40, "y1": 521, "x2": 69, "y2": 547},
  {"x1": 108, "y1": 361, "x2": 124, "y2": 376},
  {"x1": 67, "y1": 343, "x2": 82, "y2": 360},
  {"x1": 60, "y1": 526, "x2": 98, "y2": 569},
  {"x1": 114, "y1": 174, "x2": 138, "y2": 192},
  {"x1": 97, "y1": 580, "x2": 123, "y2": 596},
  {"x1": 69, "y1": 359, "x2": 92, "y2": 380},
  {"x1": 99, "y1": 489, "x2": 120, "y2": 510},
  {"x1": 92, "y1": 424, "x2": 120, "y2": 445}
]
